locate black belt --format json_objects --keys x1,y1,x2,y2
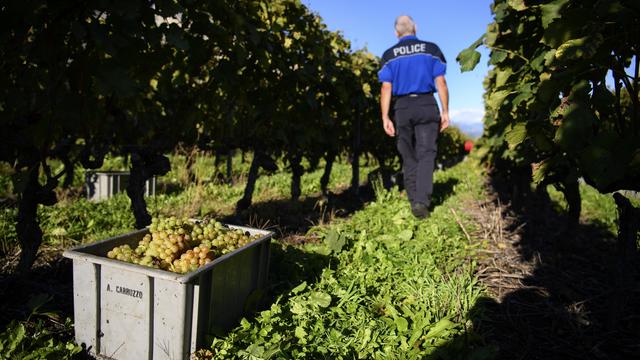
[{"x1": 397, "y1": 92, "x2": 433, "y2": 98}]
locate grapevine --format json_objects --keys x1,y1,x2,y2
[
  {"x1": 456, "y1": 0, "x2": 639, "y2": 329},
  {"x1": 457, "y1": 0, "x2": 639, "y2": 196}
]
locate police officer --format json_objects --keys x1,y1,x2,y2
[{"x1": 378, "y1": 15, "x2": 449, "y2": 219}]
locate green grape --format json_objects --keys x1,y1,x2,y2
[{"x1": 105, "y1": 216, "x2": 254, "y2": 273}]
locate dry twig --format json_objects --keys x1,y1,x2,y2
[{"x1": 449, "y1": 207, "x2": 472, "y2": 242}]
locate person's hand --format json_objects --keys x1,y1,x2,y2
[
  {"x1": 383, "y1": 117, "x2": 395, "y2": 137},
  {"x1": 439, "y1": 112, "x2": 449, "y2": 132}
]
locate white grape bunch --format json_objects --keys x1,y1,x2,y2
[{"x1": 106, "y1": 216, "x2": 261, "y2": 273}]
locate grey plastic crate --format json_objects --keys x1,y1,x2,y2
[
  {"x1": 85, "y1": 171, "x2": 156, "y2": 201},
  {"x1": 63, "y1": 225, "x2": 272, "y2": 360}
]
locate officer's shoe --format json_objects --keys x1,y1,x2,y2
[{"x1": 411, "y1": 203, "x2": 429, "y2": 219}]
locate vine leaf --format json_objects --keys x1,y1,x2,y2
[
  {"x1": 507, "y1": 0, "x2": 528, "y2": 11},
  {"x1": 580, "y1": 134, "x2": 635, "y2": 191},
  {"x1": 543, "y1": 49, "x2": 557, "y2": 66},
  {"x1": 532, "y1": 158, "x2": 550, "y2": 186},
  {"x1": 532, "y1": 129, "x2": 554, "y2": 152},
  {"x1": 495, "y1": 68, "x2": 513, "y2": 88},
  {"x1": 485, "y1": 23, "x2": 499, "y2": 47},
  {"x1": 456, "y1": 35, "x2": 485, "y2": 72},
  {"x1": 530, "y1": 50, "x2": 552, "y2": 72},
  {"x1": 511, "y1": 83, "x2": 533, "y2": 109},
  {"x1": 468, "y1": 0, "x2": 639, "y2": 198},
  {"x1": 505, "y1": 122, "x2": 527, "y2": 149},
  {"x1": 457, "y1": 48, "x2": 481, "y2": 73},
  {"x1": 537, "y1": 72, "x2": 558, "y2": 102},
  {"x1": 540, "y1": 15, "x2": 583, "y2": 48},
  {"x1": 554, "y1": 102, "x2": 596, "y2": 152},
  {"x1": 490, "y1": 50, "x2": 508, "y2": 65},
  {"x1": 539, "y1": 0, "x2": 571, "y2": 27},
  {"x1": 555, "y1": 34, "x2": 603, "y2": 61},
  {"x1": 486, "y1": 89, "x2": 511, "y2": 111}
]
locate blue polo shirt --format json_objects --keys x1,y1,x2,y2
[{"x1": 378, "y1": 35, "x2": 447, "y2": 96}]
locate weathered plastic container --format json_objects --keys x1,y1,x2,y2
[
  {"x1": 85, "y1": 171, "x2": 156, "y2": 201},
  {"x1": 63, "y1": 225, "x2": 272, "y2": 360}
]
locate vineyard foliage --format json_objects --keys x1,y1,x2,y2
[
  {"x1": 457, "y1": 0, "x2": 639, "y2": 196},
  {"x1": 0, "y1": 0, "x2": 398, "y2": 271},
  {"x1": 456, "y1": 3, "x2": 640, "y2": 331}
]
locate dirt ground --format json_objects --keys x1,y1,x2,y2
[{"x1": 466, "y1": 182, "x2": 640, "y2": 359}]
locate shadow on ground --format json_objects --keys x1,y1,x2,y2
[
  {"x1": 225, "y1": 172, "x2": 459, "y2": 242},
  {"x1": 431, "y1": 177, "x2": 459, "y2": 210},
  {"x1": 224, "y1": 182, "x2": 377, "y2": 238},
  {"x1": 0, "y1": 253, "x2": 75, "y2": 329},
  {"x1": 437, "y1": 175, "x2": 640, "y2": 359}
]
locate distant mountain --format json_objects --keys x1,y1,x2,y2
[
  {"x1": 449, "y1": 108, "x2": 485, "y2": 139},
  {"x1": 456, "y1": 121, "x2": 484, "y2": 139}
]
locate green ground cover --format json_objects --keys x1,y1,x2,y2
[
  {"x1": 4, "y1": 155, "x2": 630, "y2": 359},
  {"x1": 2, "y1": 157, "x2": 488, "y2": 359},
  {"x1": 207, "y1": 159, "x2": 491, "y2": 359}
]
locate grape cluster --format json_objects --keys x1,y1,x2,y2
[
  {"x1": 172, "y1": 244, "x2": 215, "y2": 274},
  {"x1": 106, "y1": 216, "x2": 262, "y2": 274}
]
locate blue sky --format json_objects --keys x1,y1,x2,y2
[{"x1": 303, "y1": 0, "x2": 494, "y2": 135}]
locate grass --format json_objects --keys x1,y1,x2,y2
[
  {"x1": 3, "y1": 153, "x2": 628, "y2": 359},
  {"x1": 0, "y1": 150, "x2": 296, "y2": 200},
  {"x1": 205, "y1": 158, "x2": 491, "y2": 359}
]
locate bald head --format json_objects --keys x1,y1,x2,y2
[{"x1": 395, "y1": 15, "x2": 416, "y2": 37}]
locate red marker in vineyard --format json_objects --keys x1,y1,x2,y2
[{"x1": 464, "y1": 140, "x2": 474, "y2": 153}]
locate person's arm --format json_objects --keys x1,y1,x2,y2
[
  {"x1": 380, "y1": 81, "x2": 395, "y2": 137},
  {"x1": 435, "y1": 75, "x2": 449, "y2": 132}
]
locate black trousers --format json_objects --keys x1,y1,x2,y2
[{"x1": 394, "y1": 94, "x2": 440, "y2": 207}]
